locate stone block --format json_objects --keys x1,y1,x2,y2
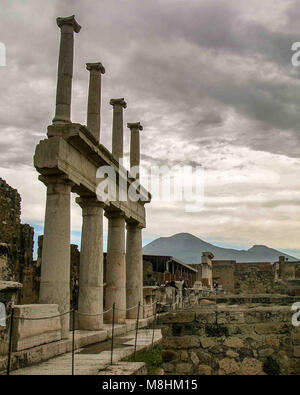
[
  {"x1": 198, "y1": 364, "x2": 212, "y2": 375},
  {"x1": 176, "y1": 362, "x2": 193, "y2": 374},
  {"x1": 163, "y1": 362, "x2": 174, "y2": 373},
  {"x1": 258, "y1": 348, "x2": 274, "y2": 357},
  {"x1": 197, "y1": 349, "x2": 218, "y2": 369},
  {"x1": 292, "y1": 332, "x2": 300, "y2": 345},
  {"x1": 161, "y1": 312, "x2": 195, "y2": 324},
  {"x1": 265, "y1": 335, "x2": 280, "y2": 349},
  {"x1": 254, "y1": 323, "x2": 278, "y2": 335},
  {"x1": 294, "y1": 346, "x2": 300, "y2": 357},
  {"x1": 200, "y1": 336, "x2": 216, "y2": 348},
  {"x1": 219, "y1": 358, "x2": 240, "y2": 374},
  {"x1": 190, "y1": 351, "x2": 200, "y2": 365},
  {"x1": 224, "y1": 337, "x2": 244, "y2": 348},
  {"x1": 181, "y1": 350, "x2": 189, "y2": 361},
  {"x1": 226, "y1": 350, "x2": 239, "y2": 358},
  {"x1": 240, "y1": 358, "x2": 263, "y2": 375},
  {"x1": 12, "y1": 304, "x2": 61, "y2": 351}
]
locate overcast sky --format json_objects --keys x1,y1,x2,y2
[{"x1": 0, "y1": 0, "x2": 300, "y2": 258}]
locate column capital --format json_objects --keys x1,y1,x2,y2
[
  {"x1": 56, "y1": 15, "x2": 81, "y2": 33},
  {"x1": 75, "y1": 196, "x2": 106, "y2": 209},
  {"x1": 110, "y1": 98, "x2": 127, "y2": 109},
  {"x1": 126, "y1": 221, "x2": 144, "y2": 230},
  {"x1": 104, "y1": 210, "x2": 126, "y2": 220},
  {"x1": 38, "y1": 175, "x2": 74, "y2": 189},
  {"x1": 86, "y1": 62, "x2": 105, "y2": 74},
  {"x1": 127, "y1": 122, "x2": 143, "y2": 131}
]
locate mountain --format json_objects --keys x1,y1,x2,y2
[{"x1": 142, "y1": 233, "x2": 298, "y2": 263}]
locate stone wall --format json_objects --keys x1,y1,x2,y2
[
  {"x1": 234, "y1": 262, "x2": 275, "y2": 294},
  {"x1": 0, "y1": 178, "x2": 37, "y2": 304},
  {"x1": 0, "y1": 281, "x2": 22, "y2": 355},
  {"x1": 212, "y1": 260, "x2": 277, "y2": 294},
  {"x1": 160, "y1": 306, "x2": 300, "y2": 375},
  {"x1": 212, "y1": 261, "x2": 235, "y2": 292}
]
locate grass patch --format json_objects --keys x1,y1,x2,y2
[{"x1": 122, "y1": 345, "x2": 163, "y2": 374}]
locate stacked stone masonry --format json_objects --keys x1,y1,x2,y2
[
  {"x1": 0, "y1": 178, "x2": 37, "y2": 304},
  {"x1": 160, "y1": 306, "x2": 300, "y2": 375}
]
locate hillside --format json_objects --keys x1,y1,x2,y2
[{"x1": 142, "y1": 233, "x2": 298, "y2": 263}]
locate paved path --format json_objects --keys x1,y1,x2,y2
[{"x1": 11, "y1": 329, "x2": 162, "y2": 375}]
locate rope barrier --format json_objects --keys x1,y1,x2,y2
[
  {"x1": 126, "y1": 304, "x2": 140, "y2": 311},
  {"x1": 11, "y1": 310, "x2": 71, "y2": 320},
  {"x1": 75, "y1": 307, "x2": 112, "y2": 317}
]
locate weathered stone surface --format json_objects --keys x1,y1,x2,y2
[
  {"x1": 0, "y1": 179, "x2": 37, "y2": 304},
  {"x1": 198, "y1": 364, "x2": 212, "y2": 375},
  {"x1": 200, "y1": 336, "x2": 216, "y2": 348},
  {"x1": 176, "y1": 362, "x2": 193, "y2": 374},
  {"x1": 181, "y1": 350, "x2": 189, "y2": 361},
  {"x1": 163, "y1": 335, "x2": 200, "y2": 349},
  {"x1": 163, "y1": 312, "x2": 195, "y2": 324},
  {"x1": 254, "y1": 323, "x2": 279, "y2": 335},
  {"x1": 219, "y1": 358, "x2": 240, "y2": 374},
  {"x1": 292, "y1": 333, "x2": 300, "y2": 345},
  {"x1": 224, "y1": 337, "x2": 244, "y2": 348},
  {"x1": 197, "y1": 350, "x2": 218, "y2": 369},
  {"x1": 12, "y1": 304, "x2": 61, "y2": 351},
  {"x1": 190, "y1": 351, "x2": 199, "y2": 365},
  {"x1": 293, "y1": 346, "x2": 300, "y2": 357},
  {"x1": 240, "y1": 358, "x2": 263, "y2": 375},
  {"x1": 161, "y1": 306, "x2": 299, "y2": 375},
  {"x1": 259, "y1": 348, "x2": 274, "y2": 357},
  {"x1": 226, "y1": 350, "x2": 239, "y2": 358},
  {"x1": 199, "y1": 299, "x2": 215, "y2": 305},
  {"x1": 163, "y1": 362, "x2": 175, "y2": 373},
  {"x1": 265, "y1": 335, "x2": 280, "y2": 349}
]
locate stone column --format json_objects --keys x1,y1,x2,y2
[
  {"x1": 76, "y1": 197, "x2": 104, "y2": 330},
  {"x1": 110, "y1": 98, "x2": 127, "y2": 162},
  {"x1": 86, "y1": 62, "x2": 105, "y2": 142},
  {"x1": 53, "y1": 15, "x2": 81, "y2": 124},
  {"x1": 39, "y1": 176, "x2": 73, "y2": 338},
  {"x1": 127, "y1": 122, "x2": 143, "y2": 179},
  {"x1": 105, "y1": 211, "x2": 126, "y2": 323},
  {"x1": 201, "y1": 252, "x2": 214, "y2": 289},
  {"x1": 126, "y1": 222, "x2": 143, "y2": 319}
]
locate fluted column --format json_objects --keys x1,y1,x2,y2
[
  {"x1": 110, "y1": 98, "x2": 127, "y2": 162},
  {"x1": 39, "y1": 176, "x2": 73, "y2": 338},
  {"x1": 53, "y1": 15, "x2": 81, "y2": 124},
  {"x1": 104, "y1": 211, "x2": 126, "y2": 323},
  {"x1": 76, "y1": 197, "x2": 105, "y2": 330},
  {"x1": 86, "y1": 62, "x2": 105, "y2": 142},
  {"x1": 126, "y1": 222, "x2": 143, "y2": 319},
  {"x1": 127, "y1": 122, "x2": 143, "y2": 180}
]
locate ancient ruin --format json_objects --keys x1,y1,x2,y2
[
  {"x1": 33, "y1": 15, "x2": 151, "y2": 336},
  {"x1": 0, "y1": 13, "x2": 299, "y2": 377}
]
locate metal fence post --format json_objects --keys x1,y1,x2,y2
[
  {"x1": 134, "y1": 301, "x2": 141, "y2": 360},
  {"x1": 7, "y1": 307, "x2": 14, "y2": 375},
  {"x1": 110, "y1": 302, "x2": 115, "y2": 365},
  {"x1": 71, "y1": 282, "x2": 77, "y2": 376},
  {"x1": 151, "y1": 309, "x2": 156, "y2": 349},
  {"x1": 72, "y1": 308, "x2": 75, "y2": 375}
]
